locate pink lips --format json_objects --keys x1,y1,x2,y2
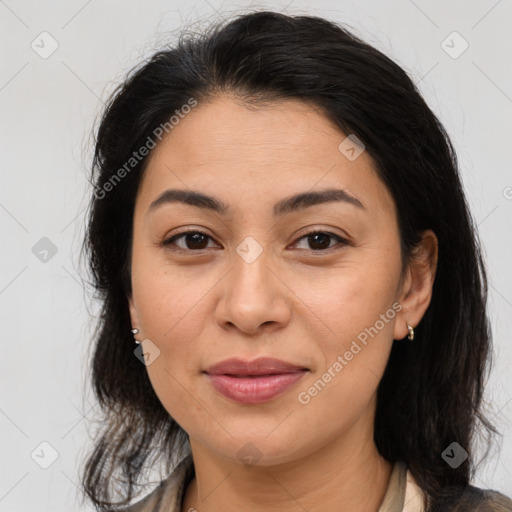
[{"x1": 204, "y1": 357, "x2": 309, "y2": 404}]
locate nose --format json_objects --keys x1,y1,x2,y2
[{"x1": 215, "y1": 248, "x2": 292, "y2": 336}]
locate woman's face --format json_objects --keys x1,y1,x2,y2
[{"x1": 129, "y1": 96, "x2": 414, "y2": 465}]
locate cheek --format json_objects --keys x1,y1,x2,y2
[
  {"x1": 130, "y1": 256, "x2": 207, "y2": 420},
  {"x1": 300, "y1": 255, "x2": 401, "y2": 344},
  {"x1": 294, "y1": 251, "x2": 402, "y2": 408},
  {"x1": 131, "y1": 248, "x2": 210, "y2": 341},
  {"x1": 292, "y1": 267, "x2": 399, "y2": 442}
]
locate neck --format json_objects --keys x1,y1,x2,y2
[{"x1": 181, "y1": 404, "x2": 393, "y2": 512}]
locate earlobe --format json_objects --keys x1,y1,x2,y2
[
  {"x1": 394, "y1": 230, "x2": 438, "y2": 340},
  {"x1": 128, "y1": 296, "x2": 139, "y2": 330},
  {"x1": 128, "y1": 297, "x2": 142, "y2": 343}
]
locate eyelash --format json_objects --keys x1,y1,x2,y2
[{"x1": 161, "y1": 229, "x2": 351, "y2": 254}]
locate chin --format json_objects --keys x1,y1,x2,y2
[{"x1": 202, "y1": 429, "x2": 312, "y2": 468}]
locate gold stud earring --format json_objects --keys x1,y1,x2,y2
[{"x1": 406, "y1": 323, "x2": 415, "y2": 341}]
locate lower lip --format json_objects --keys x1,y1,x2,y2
[{"x1": 206, "y1": 371, "x2": 307, "y2": 404}]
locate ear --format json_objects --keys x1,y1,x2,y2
[
  {"x1": 394, "y1": 229, "x2": 438, "y2": 340},
  {"x1": 128, "y1": 295, "x2": 139, "y2": 331}
]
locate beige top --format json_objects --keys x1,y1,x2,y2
[{"x1": 122, "y1": 455, "x2": 427, "y2": 512}]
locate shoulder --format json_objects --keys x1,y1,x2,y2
[
  {"x1": 458, "y1": 486, "x2": 512, "y2": 511},
  {"x1": 115, "y1": 455, "x2": 194, "y2": 512},
  {"x1": 117, "y1": 482, "x2": 165, "y2": 512},
  {"x1": 404, "y1": 468, "x2": 512, "y2": 512}
]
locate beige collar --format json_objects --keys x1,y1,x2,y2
[
  {"x1": 378, "y1": 459, "x2": 425, "y2": 512},
  {"x1": 378, "y1": 459, "x2": 407, "y2": 512},
  {"x1": 125, "y1": 455, "x2": 425, "y2": 512}
]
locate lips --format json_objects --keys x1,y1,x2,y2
[
  {"x1": 205, "y1": 357, "x2": 308, "y2": 376},
  {"x1": 204, "y1": 357, "x2": 309, "y2": 404}
]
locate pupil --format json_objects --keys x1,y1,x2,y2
[
  {"x1": 309, "y1": 233, "x2": 330, "y2": 250},
  {"x1": 187, "y1": 233, "x2": 208, "y2": 249}
]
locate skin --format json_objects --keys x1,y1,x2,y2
[{"x1": 128, "y1": 96, "x2": 438, "y2": 512}]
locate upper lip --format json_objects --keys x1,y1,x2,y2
[{"x1": 205, "y1": 357, "x2": 309, "y2": 376}]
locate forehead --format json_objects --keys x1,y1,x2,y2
[
  {"x1": 136, "y1": 95, "x2": 396, "y2": 218},
  {"x1": 150, "y1": 96, "x2": 345, "y2": 167}
]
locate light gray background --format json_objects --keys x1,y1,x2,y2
[{"x1": 1, "y1": 0, "x2": 511, "y2": 510}]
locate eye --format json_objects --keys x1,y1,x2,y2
[
  {"x1": 161, "y1": 230, "x2": 220, "y2": 251},
  {"x1": 161, "y1": 229, "x2": 350, "y2": 253},
  {"x1": 291, "y1": 231, "x2": 350, "y2": 252}
]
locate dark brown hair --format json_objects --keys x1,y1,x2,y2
[{"x1": 81, "y1": 10, "x2": 507, "y2": 511}]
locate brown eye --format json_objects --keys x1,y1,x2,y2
[
  {"x1": 293, "y1": 231, "x2": 349, "y2": 252},
  {"x1": 162, "y1": 231, "x2": 218, "y2": 251}
]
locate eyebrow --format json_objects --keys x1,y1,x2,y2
[{"x1": 148, "y1": 187, "x2": 365, "y2": 216}]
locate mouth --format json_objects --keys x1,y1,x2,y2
[{"x1": 204, "y1": 357, "x2": 310, "y2": 404}]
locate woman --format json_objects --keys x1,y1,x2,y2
[{"x1": 81, "y1": 10, "x2": 512, "y2": 512}]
